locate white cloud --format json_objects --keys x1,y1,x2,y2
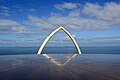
[
  {"x1": 25, "y1": 14, "x2": 111, "y2": 32},
  {"x1": 23, "y1": 2, "x2": 120, "y2": 33},
  {"x1": 76, "y1": 36, "x2": 120, "y2": 43},
  {"x1": 0, "y1": 10, "x2": 10, "y2": 16},
  {"x1": 0, "y1": 6, "x2": 9, "y2": 10},
  {"x1": 1, "y1": 2, "x2": 119, "y2": 34},
  {"x1": 0, "y1": 5, "x2": 10, "y2": 16},
  {"x1": 83, "y1": 2, "x2": 120, "y2": 25},
  {"x1": 54, "y1": 2, "x2": 79, "y2": 11},
  {"x1": 0, "y1": 19, "x2": 19, "y2": 26},
  {"x1": 25, "y1": 15, "x2": 54, "y2": 30},
  {"x1": 68, "y1": 9, "x2": 80, "y2": 17},
  {"x1": 58, "y1": 36, "x2": 120, "y2": 43},
  {"x1": 0, "y1": 19, "x2": 31, "y2": 33},
  {"x1": 11, "y1": 26, "x2": 31, "y2": 33}
]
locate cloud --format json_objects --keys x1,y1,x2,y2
[
  {"x1": 23, "y1": 2, "x2": 120, "y2": 33},
  {"x1": 54, "y1": 2, "x2": 79, "y2": 11},
  {"x1": 48, "y1": 14, "x2": 111, "y2": 30},
  {"x1": 0, "y1": 19, "x2": 31, "y2": 33},
  {"x1": 25, "y1": 15, "x2": 54, "y2": 30},
  {"x1": 0, "y1": 5, "x2": 10, "y2": 16},
  {"x1": 83, "y1": 2, "x2": 120, "y2": 26},
  {"x1": 47, "y1": 35, "x2": 120, "y2": 43},
  {"x1": 0, "y1": 35, "x2": 120, "y2": 47},
  {"x1": 25, "y1": 14, "x2": 111, "y2": 32},
  {"x1": 76, "y1": 36, "x2": 120, "y2": 45},
  {"x1": 11, "y1": 26, "x2": 31, "y2": 34},
  {"x1": 0, "y1": 19, "x2": 19, "y2": 26},
  {"x1": 1, "y1": 2, "x2": 120, "y2": 34},
  {"x1": 68, "y1": 9, "x2": 80, "y2": 17},
  {"x1": 1, "y1": 6, "x2": 9, "y2": 10}
]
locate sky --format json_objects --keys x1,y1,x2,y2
[{"x1": 0, "y1": 0, "x2": 120, "y2": 47}]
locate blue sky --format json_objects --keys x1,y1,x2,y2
[{"x1": 0, "y1": 0, "x2": 120, "y2": 47}]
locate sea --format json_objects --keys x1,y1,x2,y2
[{"x1": 0, "y1": 46, "x2": 120, "y2": 55}]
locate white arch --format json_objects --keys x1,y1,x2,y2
[{"x1": 37, "y1": 26, "x2": 81, "y2": 54}]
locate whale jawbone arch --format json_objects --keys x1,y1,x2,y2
[{"x1": 37, "y1": 26, "x2": 81, "y2": 55}]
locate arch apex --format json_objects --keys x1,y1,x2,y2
[{"x1": 58, "y1": 26, "x2": 64, "y2": 29}]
